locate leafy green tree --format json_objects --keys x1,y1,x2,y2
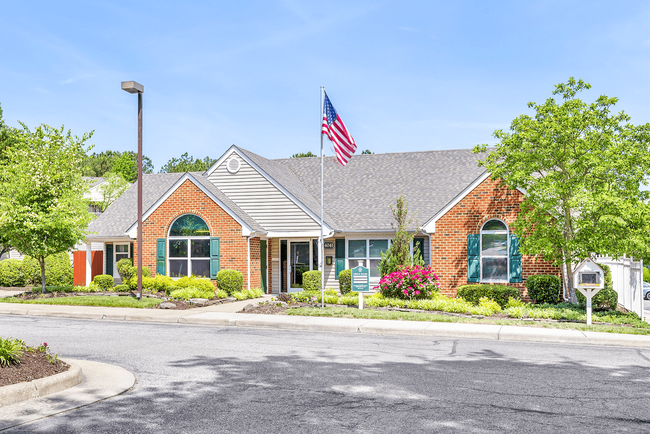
[
  {"x1": 474, "y1": 78, "x2": 650, "y2": 303},
  {"x1": 0, "y1": 123, "x2": 94, "y2": 292},
  {"x1": 159, "y1": 152, "x2": 216, "y2": 173},
  {"x1": 291, "y1": 151, "x2": 317, "y2": 158},
  {"x1": 378, "y1": 195, "x2": 424, "y2": 276},
  {"x1": 97, "y1": 172, "x2": 130, "y2": 211},
  {"x1": 83, "y1": 150, "x2": 153, "y2": 181},
  {"x1": 361, "y1": 149, "x2": 373, "y2": 154}
]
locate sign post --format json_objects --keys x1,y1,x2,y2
[
  {"x1": 351, "y1": 264, "x2": 370, "y2": 310},
  {"x1": 573, "y1": 258, "x2": 605, "y2": 325}
]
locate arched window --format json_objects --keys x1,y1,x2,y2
[
  {"x1": 168, "y1": 214, "x2": 210, "y2": 278},
  {"x1": 480, "y1": 219, "x2": 508, "y2": 282}
]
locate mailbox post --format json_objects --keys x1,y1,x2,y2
[
  {"x1": 351, "y1": 263, "x2": 370, "y2": 310},
  {"x1": 573, "y1": 258, "x2": 605, "y2": 325}
]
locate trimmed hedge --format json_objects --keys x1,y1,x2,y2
[
  {"x1": 302, "y1": 270, "x2": 322, "y2": 291},
  {"x1": 338, "y1": 270, "x2": 351, "y2": 294},
  {"x1": 92, "y1": 274, "x2": 114, "y2": 291},
  {"x1": 175, "y1": 276, "x2": 214, "y2": 292},
  {"x1": 0, "y1": 253, "x2": 72, "y2": 287},
  {"x1": 457, "y1": 284, "x2": 520, "y2": 308},
  {"x1": 116, "y1": 258, "x2": 135, "y2": 281},
  {"x1": 526, "y1": 275, "x2": 561, "y2": 304},
  {"x1": 216, "y1": 269, "x2": 243, "y2": 295}
]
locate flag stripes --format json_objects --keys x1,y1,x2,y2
[{"x1": 322, "y1": 92, "x2": 356, "y2": 166}]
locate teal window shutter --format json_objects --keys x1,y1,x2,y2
[
  {"x1": 467, "y1": 234, "x2": 480, "y2": 283},
  {"x1": 156, "y1": 239, "x2": 166, "y2": 276},
  {"x1": 509, "y1": 234, "x2": 522, "y2": 283},
  {"x1": 335, "y1": 239, "x2": 345, "y2": 280},
  {"x1": 106, "y1": 243, "x2": 114, "y2": 277},
  {"x1": 210, "y1": 237, "x2": 221, "y2": 279}
]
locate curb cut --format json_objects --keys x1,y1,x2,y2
[{"x1": 0, "y1": 361, "x2": 83, "y2": 407}]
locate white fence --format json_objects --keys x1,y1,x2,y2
[{"x1": 594, "y1": 256, "x2": 644, "y2": 321}]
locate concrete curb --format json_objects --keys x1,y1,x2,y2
[
  {"x1": 2, "y1": 303, "x2": 650, "y2": 349},
  {"x1": 0, "y1": 361, "x2": 83, "y2": 407},
  {"x1": 0, "y1": 359, "x2": 136, "y2": 431}
]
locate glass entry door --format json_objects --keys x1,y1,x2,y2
[
  {"x1": 280, "y1": 239, "x2": 319, "y2": 292},
  {"x1": 290, "y1": 242, "x2": 310, "y2": 288}
]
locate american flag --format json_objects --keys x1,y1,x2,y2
[{"x1": 322, "y1": 92, "x2": 356, "y2": 166}]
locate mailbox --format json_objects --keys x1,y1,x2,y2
[{"x1": 573, "y1": 259, "x2": 604, "y2": 290}]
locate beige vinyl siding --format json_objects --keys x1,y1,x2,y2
[
  {"x1": 271, "y1": 239, "x2": 281, "y2": 293},
  {"x1": 209, "y1": 155, "x2": 321, "y2": 231}
]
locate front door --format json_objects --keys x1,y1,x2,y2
[
  {"x1": 280, "y1": 239, "x2": 319, "y2": 292},
  {"x1": 290, "y1": 241, "x2": 310, "y2": 289}
]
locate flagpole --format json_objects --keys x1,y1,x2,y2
[{"x1": 320, "y1": 86, "x2": 325, "y2": 309}]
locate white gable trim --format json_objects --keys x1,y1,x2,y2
[
  {"x1": 205, "y1": 145, "x2": 334, "y2": 234},
  {"x1": 125, "y1": 172, "x2": 259, "y2": 238},
  {"x1": 421, "y1": 172, "x2": 490, "y2": 234}
]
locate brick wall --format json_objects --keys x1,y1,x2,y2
[
  {"x1": 133, "y1": 179, "x2": 261, "y2": 289},
  {"x1": 430, "y1": 177, "x2": 559, "y2": 299}
]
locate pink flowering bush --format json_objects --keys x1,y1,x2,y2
[{"x1": 374, "y1": 265, "x2": 440, "y2": 300}]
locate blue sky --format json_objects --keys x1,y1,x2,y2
[{"x1": 2, "y1": 1, "x2": 650, "y2": 171}]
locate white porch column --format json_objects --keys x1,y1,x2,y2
[{"x1": 86, "y1": 242, "x2": 92, "y2": 286}]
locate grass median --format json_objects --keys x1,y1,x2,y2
[
  {"x1": 0, "y1": 296, "x2": 162, "y2": 309},
  {"x1": 286, "y1": 307, "x2": 650, "y2": 336}
]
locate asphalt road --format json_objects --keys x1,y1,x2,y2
[{"x1": 2, "y1": 316, "x2": 650, "y2": 434}]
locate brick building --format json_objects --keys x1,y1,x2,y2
[{"x1": 81, "y1": 146, "x2": 558, "y2": 297}]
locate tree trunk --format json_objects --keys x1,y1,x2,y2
[
  {"x1": 561, "y1": 252, "x2": 577, "y2": 304},
  {"x1": 39, "y1": 257, "x2": 46, "y2": 294}
]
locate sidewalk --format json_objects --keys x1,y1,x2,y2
[{"x1": 1, "y1": 297, "x2": 650, "y2": 349}]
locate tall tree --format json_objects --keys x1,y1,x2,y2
[
  {"x1": 291, "y1": 151, "x2": 317, "y2": 158},
  {"x1": 96, "y1": 172, "x2": 130, "y2": 212},
  {"x1": 83, "y1": 150, "x2": 153, "y2": 181},
  {"x1": 159, "y1": 152, "x2": 216, "y2": 173},
  {"x1": 474, "y1": 78, "x2": 650, "y2": 302},
  {"x1": 0, "y1": 123, "x2": 94, "y2": 292},
  {"x1": 378, "y1": 195, "x2": 424, "y2": 276}
]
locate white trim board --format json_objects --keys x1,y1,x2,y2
[
  {"x1": 125, "y1": 172, "x2": 258, "y2": 238},
  {"x1": 206, "y1": 146, "x2": 334, "y2": 234}
]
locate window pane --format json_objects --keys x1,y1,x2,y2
[
  {"x1": 169, "y1": 240, "x2": 188, "y2": 258},
  {"x1": 349, "y1": 259, "x2": 366, "y2": 268},
  {"x1": 369, "y1": 240, "x2": 388, "y2": 258},
  {"x1": 482, "y1": 257, "x2": 507, "y2": 281},
  {"x1": 369, "y1": 259, "x2": 380, "y2": 278},
  {"x1": 482, "y1": 234, "x2": 507, "y2": 256},
  {"x1": 115, "y1": 245, "x2": 128, "y2": 253},
  {"x1": 483, "y1": 220, "x2": 507, "y2": 231},
  {"x1": 170, "y1": 215, "x2": 210, "y2": 237},
  {"x1": 191, "y1": 260, "x2": 210, "y2": 278},
  {"x1": 191, "y1": 240, "x2": 210, "y2": 258},
  {"x1": 116, "y1": 253, "x2": 128, "y2": 262},
  {"x1": 169, "y1": 259, "x2": 188, "y2": 277},
  {"x1": 348, "y1": 240, "x2": 366, "y2": 258}
]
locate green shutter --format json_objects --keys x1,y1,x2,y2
[
  {"x1": 467, "y1": 234, "x2": 480, "y2": 283},
  {"x1": 509, "y1": 234, "x2": 522, "y2": 283},
  {"x1": 106, "y1": 243, "x2": 114, "y2": 277},
  {"x1": 210, "y1": 237, "x2": 221, "y2": 279},
  {"x1": 156, "y1": 239, "x2": 166, "y2": 276},
  {"x1": 130, "y1": 242, "x2": 134, "y2": 258},
  {"x1": 335, "y1": 239, "x2": 345, "y2": 280},
  {"x1": 260, "y1": 240, "x2": 267, "y2": 293}
]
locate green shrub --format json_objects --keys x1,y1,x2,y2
[
  {"x1": 175, "y1": 276, "x2": 214, "y2": 292},
  {"x1": 215, "y1": 289, "x2": 228, "y2": 299},
  {"x1": 302, "y1": 270, "x2": 322, "y2": 291},
  {"x1": 456, "y1": 284, "x2": 520, "y2": 308},
  {"x1": 125, "y1": 267, "x2": 152, "y2": 290},
  {"x1": 169, "y1": 287, "x2": 215, "y2": 300},
  {"x1": 113, "y1": 284, "x2": 130, "y2": 292},
  {"x1": 92, "y1": 274, "x2": 114, "y2": 291},
  {"x1": 338, "y1": 269, "x2": 351, "y2": 294},
  {"x1": 0, "y1": 259, "x2": 28, "y2": 287},
  {"x1": 141, "y1": 275, "x2": 174, "y2": 292},
  {"x1": 42, "y1": 253, "x2": 73, "y2": 286},
  {"x1": 116, "y1": 258, "x2": 135, "y2": 281},
  {"x1": 216, "y1": 269, "x2": 243, "y2": 295},
  {"x1": 232, "y1": 288, "x2": 264, "y2": 301},
  {"x1": 644, "y1": 267, "x2": 649, "y2": 283},
  {"x1": 0, "y1": 337, "x2": 25, "y2": 366},
  {"x1": 526, "y1": 274, "x2": 561, "y2": 304}
]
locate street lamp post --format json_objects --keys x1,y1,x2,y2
[{"x1": 121, "y1": 81, "x2": 144, "y2": 301}]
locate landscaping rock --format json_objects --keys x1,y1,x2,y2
[
  {"x1": 159, "y1": 302, "x2": 177, "y2": 309},
  {"x1": 189, "y1": 298, "x2": 209, "y2": 306}
]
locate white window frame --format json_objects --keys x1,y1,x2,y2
[
  {"x1": 167, "y1": 214, "x2": 211, "y2": 279},
  {"x1": 345, "y1": 237, "x2": 391, "y2": 282},
  {"x1": 113, "y1": 243, "x2": 131, "y2": 279},
  {"x1": 480, "y1": 219, "x2": 509, "y2": 283}
]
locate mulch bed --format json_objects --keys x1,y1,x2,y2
[{"x1": 0, "y1": 350, "x2": 69, "y2": 387}]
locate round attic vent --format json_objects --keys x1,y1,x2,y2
[{"x1": 226, "y1": 157, "x2": 241, "y2": 174}]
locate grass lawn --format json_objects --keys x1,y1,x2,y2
[
  {"x1": 0, "y1": 296, "x2": 162, "y2": 309},
  {"x1": 287, "y1": 307, "x2": 650, "y2": 336}
]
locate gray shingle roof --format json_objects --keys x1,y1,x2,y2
[
  {"x1": 274, "y1": 149, "x2": 487, "y2": 231},
  {"x1": 87, "y1": 172, "x2": 263, "y2": 238}
]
